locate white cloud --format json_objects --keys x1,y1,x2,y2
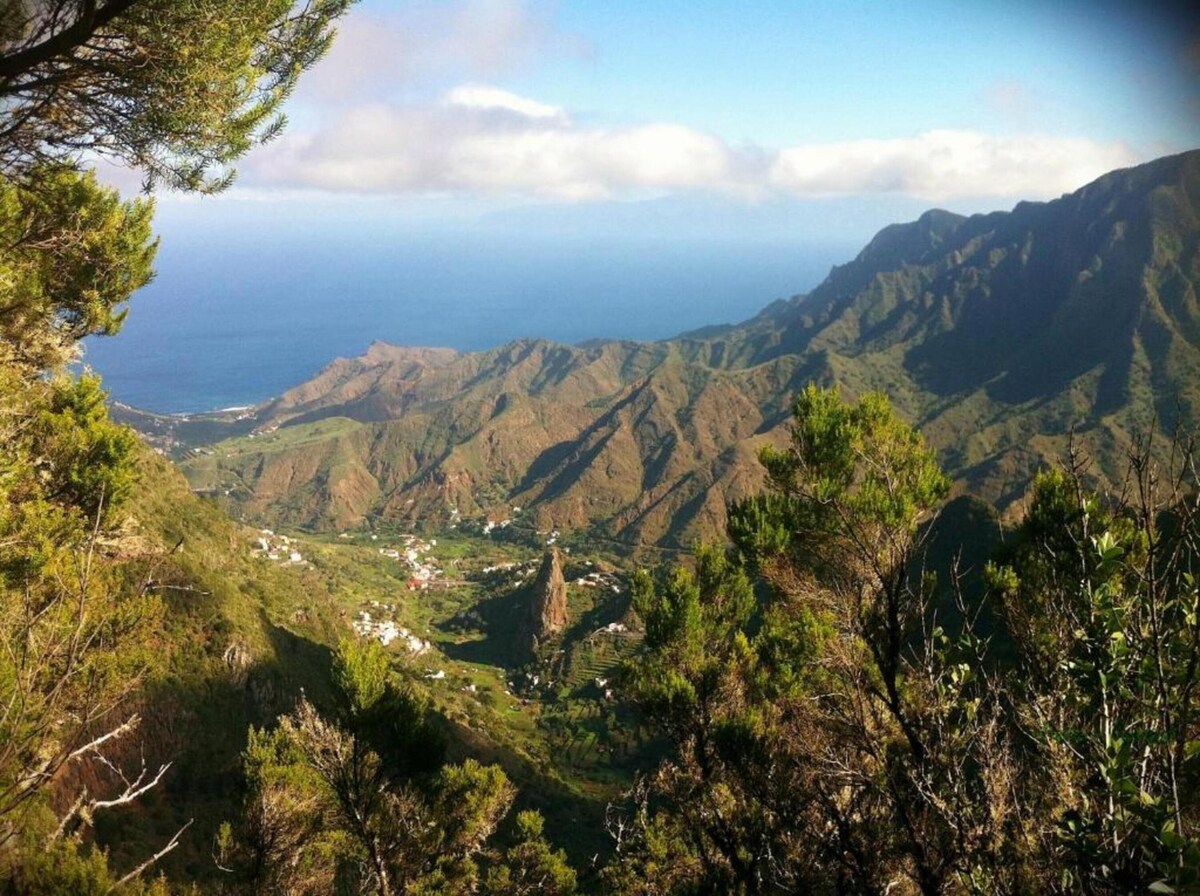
[
  {"x1": 445, "y1": 84, "x2": 566, "y2": 121},
  {"x1": 250, "y1": 91, "x2": 748, "y2": 200},
  {"x1": 440, "y1": 123, "x2": 738, "y2": 200},
  {"x1": 248, "y1": 86, "x2": 1140, "y2": 203},
  {"x1": 769, "y1": 131, "x2": 1138, "y2": 201},
  {"x1": 234, "y1": 0, "x2": 1146, "y2": 204}
]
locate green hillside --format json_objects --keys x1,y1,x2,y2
[
  {"x1": 92, "y1": 446, "x2": 653, "y2": 882},
  {"x1": 154, "y1": 150, "x2": 1200, "y2": 545}
]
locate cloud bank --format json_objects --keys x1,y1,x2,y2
[
  {"x1": 248, "y1": 84, "x2": 1137, "y2": 202},
  {"x1": 235, "y1": 0, "x2": 1144, "y2": 203}
]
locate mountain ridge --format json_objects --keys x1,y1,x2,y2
[{"x1": 170, "y1": 150, "x2": 1200, "y2": 545}]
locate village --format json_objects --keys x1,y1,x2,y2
[
  {"x1": 251, "y1": 528, "x2": 306, "y2": 565},
  {"x1": 244, "y1": 520, "x2": 646, "y2": 795},
  {"x1": 374, "y1": 533, "x2": 445, "y2": 590},
  {"x1": 351, "y1": 600, "x2": 432, "y2": 655}
]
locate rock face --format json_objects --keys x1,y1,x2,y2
[
  {"x1": 527, "y1": 548, "x2": 569, "y2": 648},
  {"x1": 222, "y1": 639, "x2": 252, "y2": 686}
]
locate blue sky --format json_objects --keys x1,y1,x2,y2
[
  {"x1": 122, "y1": 0, "x2": 1200, "y2": 300},
  {"x1": 108, "y1": 0, "x2": 1196, "y2": 239},
  {"x1": 494, "y1": 1, "x2": 1197, "y2": 149},
  {"x1": 198, "y1": 0, "x2": 1196, "y2": 207}
]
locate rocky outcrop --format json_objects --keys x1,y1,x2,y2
[
  {"x1": 222, "y1": 639, "x2": 252, "y2": 686},
  {"x1": 527, "y1": 548, "x2": 569, "y2": 650}
]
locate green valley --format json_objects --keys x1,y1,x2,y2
[
  {"x1": 106, "y1": 450, "x2": 661, "y2": 881},
  {"x1": 3, "y1": 3, "x2": 1199, "y2": 889}
]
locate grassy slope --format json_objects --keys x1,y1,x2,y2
[
  {"x1": 96, "y1": 448, "x2": 345, "y2": 880},
  {"x1": 97, "y1": 445, "x2": 652, "y2": 886}
]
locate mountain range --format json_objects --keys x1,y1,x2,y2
[{"x1": 151, "y1": 150, "x2": 1200, "y2": 547}]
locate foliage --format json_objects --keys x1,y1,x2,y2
[
  {"x1": 1, "y1": 834, "x2": 179, "y2": 895},
  {"x1": 613, "y1": 547, "x2": 779, "y2": 892},
  {"x1": 744, "y1": 384, "x2": 950, "y2": 574},
  {"x1": 1, "y1": 0, "x2": 354, "y2": 192},
  {"x1": 220, "y1": 639, "x2": 534, "y2": 896},
  {"x1": 612, "y1": 387, "x2": 1200, "y2": 894},
  {"x1": 332, "y1": 636, "x2": 448, "y2": 778},
  {"x1": 985, "y1": 460, "x2": 1200, "y2": 892},
  {"x1": 333, "y1": 635, "x2": 393, "y2": 715},
  {"x1": 612, "y1": 388, "x2": 959, "y2": 892},
  {"x1": 0, "y1": 0, "x2": 354, "y2": 886},
  {"x1": 0, "y1": 164, "x2": 163, "y2": 883},
  {"x1": 484, "y1": 811, "x2": 577, "y2": 896},
  {"x1": 33, "y1": 372, "x2": 140, "y2": 520},
  {"x1": 0, "y1": 167, "x2": 155, "y2": 369},
  {"x1": 0, "y1": 363, "x2": 164, "y2": 853}
]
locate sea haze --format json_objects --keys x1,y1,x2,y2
[{"x1": 83, "y1": 223, "x2": 855, "y2": 414}]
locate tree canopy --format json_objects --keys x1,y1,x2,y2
[
  {"x1": 220, "y1": 639, "x2": 575, "y2": 896},
  {"x1": 0, "y1": 166, "x2": 155, "y2": 369},
  {"x1": 0, "y1": 0, "x2": 355, "y2": 889},
  {"x1": 612, "y1": 387, "x2": 1200, "y2": 895},
  {"x1": 1, "y1": 0, "x2": 352, "y2": 192}
]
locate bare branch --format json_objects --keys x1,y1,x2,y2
[
  {"x1": 114, "y1": 818, "x2": 193, "y2": 888},
  {"x1": 65, "y1": 713, "x2": 140, "y2": 763},
  {"x1": 88, "y1": 760, "x2": 171, "y2": 816}
]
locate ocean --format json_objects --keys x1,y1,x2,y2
[{"x1": 82, "y1": 227, "x2": 853, "y2": 414}]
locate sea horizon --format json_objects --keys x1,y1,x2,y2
[{"x1": 84, "y1": 232, "x2": 855, "y2": 415}]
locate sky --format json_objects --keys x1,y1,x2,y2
[
  {"x1": 82, "y1": 1, "x2": 1200, "y2": 412},
  {"x1": 210, "y1": 0, "x2": 1199, "y2": 209},
  {"x1": 119, "y1": 0, "x2": 1200, "y2": 246}
]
